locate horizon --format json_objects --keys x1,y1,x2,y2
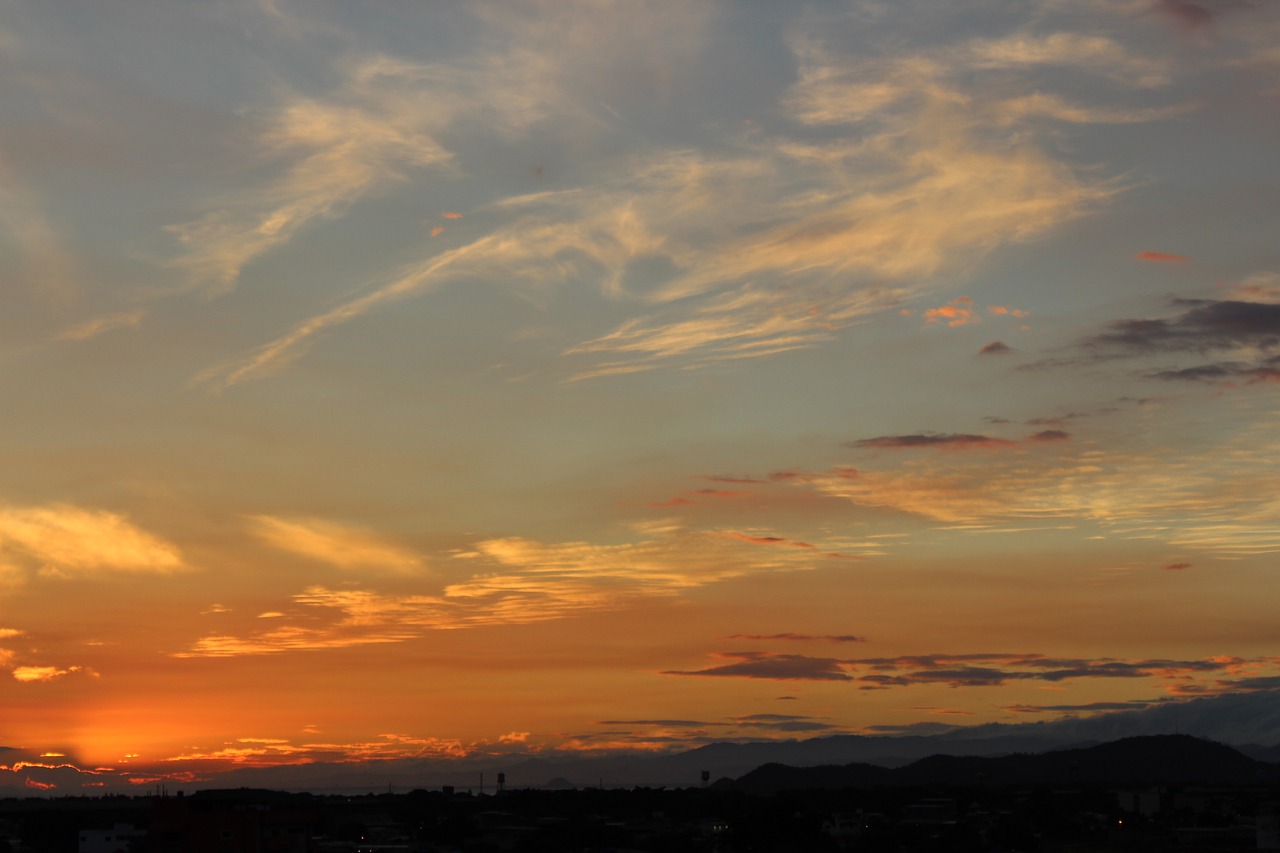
[{"x1": 1, "y1": 1, "x2": 1278, "y2": 797}]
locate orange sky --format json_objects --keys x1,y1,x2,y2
[{"x1": 2, "y1": 0, "x2": 1279, "y2": 793}]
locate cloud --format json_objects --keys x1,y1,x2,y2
[
  {"x1": 1004, "y1": 700, "x2": 1158, "y2": 714},
  {"x1": 0, "y1": 504, "x2": 183, "y2": 577},
  {"x1": 1223, "y1": 271, "x2": 1280, "y2": 304},
  {"x1": 923, "y1": 296, "x2": 979, "y2": 327},
  {"x1": 731, "y1": 713, "x2": 841, "y2": 732},
  {"x1": 726, "y1": 633, "x2": 865, "y2": 643},
  {"x1": 961, "y1": 31, "x2": 1172, "y2": 87},
  {"x1": 664, "y1": 652, "x2": 853, "y2": 681},
  {"x1": 1155, "y1": 0, "x2": 1217, "y2": 31},
  {"x1": 849, "y1": 433, "x2": 1017, "y2": 450},
  {"x1": 11, "y1": 665, "x2": 94, "y2": 683},
  {"x1": 778, "y1": 420, "x2": 1280, "y2": 548},
  {"x1": 1085, "y1": 298, "x2": 1280, "y2": 353},
  {"x1": 1136, "y1": 250, "x2": 1191, "y2": 263},
  {"x1": 979, "y1": 340, "x2": 1013, "y2": 355},
  {"x1": 0, "y1": 151, "x2": 77, "y2": 301},
  {"x1": 180, "y1": 525, "x2": 830, "y2": 656},
  {"x1": 666, "y1": 651, "x2": 1280, "y2": 693},
  {"x1": 1164, "y1": 561, "x2": 1192, "y2": 570},
  {"x1": 1034, "y1": 293, "x2": 1280, "y2": 389},
  {"x1": 198, "y1": 4, "x2": 1122, "y2": 387},
  {"x1": 160, "y1": 58, "x2": 471, "y2": 294},
  {"x1": 55, "y1": 310, "x2": 146, "y2": 342},
  {"x1": 841, "y1": 653, "x2": 1261, "y2": 690},
  {"x1": 1147, "y1": 360, "x2": 1280, "y2": 384},
  {"x1": 1026, "y1": 429, "x2": 1071, "y2": 442},
  {"x1": 991, "y1": 93, "x2": 1192, "y2": 125},
  {"x1": 249, "y1": 515, "x2": 423, "y2": 573}
]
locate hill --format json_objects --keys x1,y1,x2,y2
[{"x1": 725, "y1": 734, "x2": 1280, "y2": 793}]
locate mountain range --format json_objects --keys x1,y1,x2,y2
[
  {"x1": 5, "y1": 689, "x2": 1279, "y2": 795},
  {"x1": 722, "y1": 734, "x2": 1280, "y2": 792}
]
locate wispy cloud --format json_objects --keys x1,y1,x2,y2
[
  {"x1": 776, "y1": 417, "x2": 1280, "y2": 552},
  {"x1": 0, "y1": 504, "x2": 184, "y2": 578},
  {"x1": 0, "y1": 152, "x2": 77, "y2": 302},
  {"x1": 961, "y1": 31, "x2": 1173, "y2": 87},
  {"x1": 193, "y1": 2, "x2": 1134, "y2": 388},
  {"x1": 249, "y1": 515, "x2": 423, "y2": 574},
  {"x1": 179, "y1": 525, "x2": 829, "y2": 656},
  {"x1": 55, "y1": 310, "x2": 146, "y2": 342},
  {"x1": 1136, "y1": 250, "x2": 1191, "y2": 263},
  {"x1": 162, "y1": 60, "x2": 461, "y2": 294}
]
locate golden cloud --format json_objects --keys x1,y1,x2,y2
[
  {"x1": 0, "y1": 504, "x2": 183, "y2": 576},
  {"x1": 249, "y1": 515, "x2": 423, "y2": 573},
  {"x1": 180, "y1": 525, "x2": 839, "y2": 656}
]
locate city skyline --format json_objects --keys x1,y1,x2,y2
[{"x1": 2, "y1": 0, "x2": 1278, "y2": 792}]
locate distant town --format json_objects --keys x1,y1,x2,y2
[{"x1": 3, "y1": 735, "x2": 1279, "y2": 852}]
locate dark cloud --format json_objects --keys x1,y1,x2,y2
[
  {"x1": 733, "y1": 713, "x2": 840, "y2": 732},
  {"x1": 979, "y1": 340, "x2": 1012, "y2": 355},
  {"x1": 1220, "y1": 676, "x2": 1280, "y2": 692},
  {"x1": 1152, "y1": 0, "x2": 1256, "y2": 31},
  {"x1": 725, "y1": 533, "x2": 818, "y2": 550},
  {"x1": 849, "y1": 433, "x2": 1015, "y2": 450},
  {"x1": 1005, "y1": 700, "x2": 1157, "y2": 714},
  {"x1": 704, "y1": 475, "x2": 768, "y2": 485},
  {"x1": 1028, "y1": 298, "x2": 1280, "y2": 380},
  {"x1": 596, "y1": 719, "x2": 726, "y2": 728},
  {"x1": 887, "y1": 666, "x2": 1013, "y2": 687},
  {"x1": 663, "y1": 652, "x2": 852, "y2": 681},
  {"x1": 1087, "y1": 299, "x2": 1280, "y2": 353},
  {"x1": 1148, "y1": 359, "x2": 1280, "y2": 384},
  {"x1": 1026, "y1": 429, "x2": 1070, "y2": 442},
  {"x1": 1164, "y1": 561, "x2": 1192, "y2": 571},
  {"x1": 726, "y1": 633, "x2": 865, "y2": 643},
  {"x1": 844, "y1": 653, "x2": 1248, "y2": 689},
  {"x1": 665, "y1": 651, "x2": 1276, "y2": 696},
  {"x1": 752, "y1": 720, "x2": 839, "y2": 732}
]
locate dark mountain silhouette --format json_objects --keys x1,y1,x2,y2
[
  {"x1": 724, "y1": 735, "x2": 1280, "y2": 793},
  {"x1": 9, "y1": 690, "x2": 1279, "y2": 795}
]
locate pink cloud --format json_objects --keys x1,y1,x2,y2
[
  {"x1": 1136, "y1": 250, "x2": 1191, "y2": 263},
  {"x1": 924, "y1": 297, "x2": 979, "y2": 327}
]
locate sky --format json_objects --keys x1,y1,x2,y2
[{"x1": 2, "y1": 0, "x2": 1279, "y2": 793}]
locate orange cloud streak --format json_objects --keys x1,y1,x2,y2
[{"x1": 1136, "y1": 250, "x2": 1190, "y2": 263}]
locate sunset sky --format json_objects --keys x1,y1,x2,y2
[{"x1": 2, "y1": 0, "x2": 1279, "y2": 792}]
